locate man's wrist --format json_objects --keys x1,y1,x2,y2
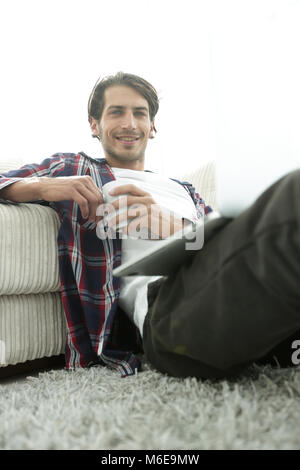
[{"x1": 0, "y1": 177, "x2": 43, "y2": 202}]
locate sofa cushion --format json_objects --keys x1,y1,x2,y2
[
  {"x1": 0, "y1": 203, "x2": 61, "y2": 295},
  {"x1": 0, "y1": 292, "x2": 65, "y2": 367}
]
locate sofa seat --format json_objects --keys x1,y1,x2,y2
[
  {"x1": 0, "y1": 203, "x2": 61, "y2": 295},
  {"x1": 0, "y1": 293, "x2": 66, "y2": 366}
]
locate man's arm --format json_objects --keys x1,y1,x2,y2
[
  {"x1": 0, "y1": 154, "x2": 66, "y2": 202},
  {"x1": 0, "y1": 154, "x2": 103, "y2": 222},
  {"x1": 0, "y1": 177, "x2": 43, "y2": 202}
]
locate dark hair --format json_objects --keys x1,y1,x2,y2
[{"x1": 88, "y1": 72, "x2": 159, "y2": 134}]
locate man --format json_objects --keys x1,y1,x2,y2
[
  {"x1": 0, "y1": 72, "x2": 300, "y2": 379},
  {"x1": 0, "y1": 72, "x2": 210, "y2": 377}
]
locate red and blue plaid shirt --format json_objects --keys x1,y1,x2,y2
[{"x1": 0, "y1": 152, "x2": 213, "y2": 376}]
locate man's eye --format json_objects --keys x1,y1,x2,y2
[{"x1": 110, "y1": 110, "x2": 146, "y2": 117}]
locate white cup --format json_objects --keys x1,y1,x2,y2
[{"x1": 97, "y1": 179, "x2": 143, "y2": 233}]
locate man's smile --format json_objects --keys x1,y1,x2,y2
[{"x1": 115, "y1": 135, "x2": 140, "y2": 145}]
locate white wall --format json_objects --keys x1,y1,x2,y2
[
  {"x1": 211, "y1": 0, "x2": 300, "y2": 175},
  {"x1": 0, "y1": 0, "x2": 299, "y2": 178}
]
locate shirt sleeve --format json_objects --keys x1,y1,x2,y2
[
  {"x1": 168, "y1": 177, "x2": 214, "y2": 220},
  {"x1": 0, "y1": 153, "x2": 66, "y2": 203},
  {"x1": 179, "y1": 181, "x2": 213, "y2": 220},
  {"x1": 192, "y1": 189, "x2": 214, "y2": 219}
]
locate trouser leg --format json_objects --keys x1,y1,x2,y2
[{"x1": 143, "y1": 170, "x2": 300, "y2": 379}]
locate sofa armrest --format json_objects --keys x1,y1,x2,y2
[
  {"x1": 0, "y1": 203, "x2": 61, "y2": 295},
  {"x1": 181, "y1": 161, "x2": 217, "y2": 211}
]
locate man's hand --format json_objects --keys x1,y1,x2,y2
[
  {"x1": 100, "y1": 184, "x2": 184, "y2": 239},
  {"x1": 39, "y1": 175, "x2": 103, "y2": 222}
]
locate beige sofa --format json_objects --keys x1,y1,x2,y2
[{"x1": 0, "y1": 158, "x2": 217, "y2": 378}]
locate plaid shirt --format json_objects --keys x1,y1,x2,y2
[{"x1": 0, "y1": 152, "x2": 212, "y2": 376}]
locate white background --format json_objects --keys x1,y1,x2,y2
[{"x1": 0, "y1": 0, "x2": 299, "y2": 178}]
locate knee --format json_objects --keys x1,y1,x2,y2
[
  {"x1": 256, "y1": 168, "x2": 300, "y2": 225},
  {"x1": 279, "y1": 168, "x2": 300, "y2": 196},
  {"x1": 277, "y1": 169, "x2": 300, "y2": 215}
]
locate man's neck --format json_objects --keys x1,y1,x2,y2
[{"x1": 105, "y1": 156, "x2": 144, "y2": 171}]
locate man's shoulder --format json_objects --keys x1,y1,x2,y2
[
  {"x1": 76, "y1": 151, "x2": 106, "y2": 165},
  {"x1": 48, "y1": 152, "x2": 107, "y2": 168},
  {"x1": 50, "y1": 151, "x2": 103, "y2": 163}
]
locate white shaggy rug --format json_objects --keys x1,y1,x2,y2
[{"x1": 1, "y1": 359, "x2": 300, "y2": 450}]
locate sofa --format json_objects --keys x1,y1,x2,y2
[{"x1": 0, "y1": 157, "x2": 217, "y2": 378}]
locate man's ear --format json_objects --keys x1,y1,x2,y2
[
  {"x1": 149, "y1": 121, "x2": 155, "y2": 139},
  {"x1": 89, "y1": 116, "x2": 100, "y2": 137}
]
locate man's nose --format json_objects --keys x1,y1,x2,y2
[{"x1": 121, "y1": 112, "x2": 137, "y2": 129}]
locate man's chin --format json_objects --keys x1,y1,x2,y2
[{"x1": 105, "y1": 150, "x2": 145, "y2": 163}]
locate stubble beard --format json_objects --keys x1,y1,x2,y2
[
  {"x1": 103, "y1": 144, "x2": 145, "y2": 164},
  {"x1": 99, "y1": 130, "x2": 145, "y2": 165}
]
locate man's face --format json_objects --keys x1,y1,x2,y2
[{"x1": 91, "y1": 85, "x2": 155, "y2": 169}]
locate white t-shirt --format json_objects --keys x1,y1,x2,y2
[{"x1": 108, "y1": 167, "x2": 198, "y2": 337}]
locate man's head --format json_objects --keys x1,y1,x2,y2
[{"x1": 88, "y1": 72, "x2": 159, "y2": 170}]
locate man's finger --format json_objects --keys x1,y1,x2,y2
[
  {"x1": 109, "y1": 184, "x2": 150, "y2": 197},
  {"x1": 76, "y1": 184, "x2": 103, "y2": 221},
  {"x1": 111, "y1": 195, "x2": 154, "y2": 212},
  {"x1": 104, "y1": 203, "x2": 147, "y2": 232}
]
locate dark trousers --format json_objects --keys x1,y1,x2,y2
[{"x1": 142, "y1": 170, "x2": 300, "y2": 379}]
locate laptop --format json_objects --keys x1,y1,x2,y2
[{"x1": 112, "y1": 155, "x2": 299, "y2": 277}]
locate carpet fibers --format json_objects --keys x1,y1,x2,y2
[{"x1": 1, "y1": 360, "x2": 300, "y2": 450}]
